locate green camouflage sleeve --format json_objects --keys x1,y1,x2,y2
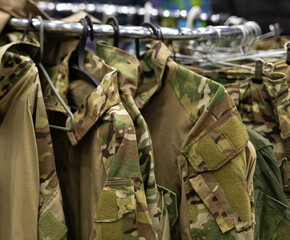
[{"x1": 169, "y1": 64, "x2": 255, "y2": 239}]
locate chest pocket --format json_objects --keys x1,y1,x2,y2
[
  {"x1": 182, "y1": 115, "x2": 254, "y2": 233},
  {"x1": 91, "y1": 179, "x2": 137, "y2": 240}
]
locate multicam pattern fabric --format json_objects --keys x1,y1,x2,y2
[
  {"x1": 96, "y1": 41, "x2": 256, "y2": 239},
  {"x1": 184, "y1": 65, "x2": 290, "y2": 186},
  {"x1": 95, "y1": 44, "x2": 178, "y2": 238},
  {"x1": 45, "y1": 51, "x2": 161, "y2": 239},
  {"x1": 0, "y1": 40, "x2": 67, "y2": 240}
]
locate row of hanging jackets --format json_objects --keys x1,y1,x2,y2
[{"x1": 0, "y1": 2, "x2": 289, "y2": 240}]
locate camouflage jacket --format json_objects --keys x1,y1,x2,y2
[
  {"x1": 43, "y1": 50, "x2": 162, "y2": 239},
  {"x1": 0, "y1": 41, "x2": 67, "y2": 239},
  {"x1": 96, "y1": 43, "x2": 178, "y2": 239},
  {"x1": 96, "y1": 41, "x2": 256, "y2": 239},
  {"x1": 184, "y1": 64, "x2": 290, "y2": 180}
]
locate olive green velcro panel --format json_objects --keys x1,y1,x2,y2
[
  {"x1": 196, "y1": 137, "x2": 226, "y2": 170},
  {"x1": 214, "y1": 161, "x2": 251, "y2": 223},
  {"x1": 96, "y1": 189, "x2": 118, "y2": 220},
  {"x1": 102, "y1": 221, "x2": 124, "y2": 240},
  {"x1": 39, "y1": 212, "x2": 67, "y2": 240},
  {"x1": 220, "y1": 116, "x2": 248, "y2": 148}
]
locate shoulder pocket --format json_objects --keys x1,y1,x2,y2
[
  {"x1": 91, "y1": 179, "x2": 138, "y2": 240},
  {"x1": 182, "y1": 116, "x2": 253, "y2": 233}
]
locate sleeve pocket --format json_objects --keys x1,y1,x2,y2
[
  {"x1": 182, "y1": 116, "x2": 254, "y2": 233},
  {"x1": 92, "y1": 179, "x2": 137, "y2": 240}
]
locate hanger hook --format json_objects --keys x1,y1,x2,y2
[
  {"x1": 21, "y1": 13, "x2": 33, "y2": 41},
  {"x1": 170, "y1": 26, "x2": 183, "y2": 61},
  {"x1": 207, "y1": 26, "x2": 220, "y2": 54},
  {"x1": 36, "y1": 16, "x2": 75, "y2": 132},
  {"x1": 264, "y1": 62, "x2": 275, "y2": 74},
  {"x1": 84, "y1": 15, "x2": 94, "y2": 41},
  {"x1": 155, "y1": 25, "x2": 164, "y2": 42},
  {"x1": 284, "y1": 41, "x2": 290, "y2": 65},
  {"x1": 141, "y1": 22, "x2": 159, "y2": 39},
  {"x1": 135, "y1": 22, "x2": 158, "y2": 60},
  {"x1": 106, "y1": 16, "x2": 120, "y2": 47},
  {"x1": 244, "y1": 22, "x2": 257, "y2": 46},
  {"x1": 236, "y1": 25, "x2": 247, "y2": 55}
]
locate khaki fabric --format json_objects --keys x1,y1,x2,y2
[
  {"x1": 96, "y1": 41, "x2": 256, "y2": 239},
  {"x1": 0, "y1": 41, "x2": 67, "y2": 239}
]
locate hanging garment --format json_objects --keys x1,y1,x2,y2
[
  {"x1": 82, "y1": 50, "x2": 178, "y2": 237},
  {"x1": 41, "y1": 50, "x2": 164, "y2": 240},
  {"x1": 184, "y1": 65, "x2": 290, "y2": 188},
  {"x1": 96, "y1": 41, "x2": 256, "y2": 240},
  {"x1": 246, "y1": 126, "x2": 290, "y2": 239},
  {"x1": 0, "y1": 41, "x2": 67, "y2": 240}
]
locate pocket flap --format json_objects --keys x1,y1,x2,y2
[
  {"x1": 95, "y1": 179, "x2": 136, "y2": 222},
  {"x1": 182, "y1": 116, "x2": 249, "y2": 172},
  {"x1": 182, "y1": 116, "x2": 254, "y2": 233}
]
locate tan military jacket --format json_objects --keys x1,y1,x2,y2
[{"x1": 0, "y1": 41, "x2": 67, "y2": 239}]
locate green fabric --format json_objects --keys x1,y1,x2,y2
[
  {"x1": 39, "y1": 212, "x2": 68, "y2": 240},
  {"x1": 214, "y1": 162, "x2": 251, "y2": 222},
  {"x1": 246, "y1": 126, "x2": 290, "y2": 240},
  {"x1": 102, "y1": 221, "x2": 123, "y2": 240},
  {"x1": 247, "y1": 126, "x2": 287, "y2": 205},
  {"x1": 221, "y1": 116, "x2": 249, "y2": 148},
  {"x1": 96, "y1": 190, "x2": 117, "y2": 220},
  {"x1": 196, "y1": 137, "x2": 226, "y2": 168}
]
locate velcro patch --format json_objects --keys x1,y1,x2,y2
[
  {"x1": 220, "y1": 116, "x2": 248, "y2": 149},
  {"x1": 196, "y1": 137, "x2": 226, "y2": 169},
  {"x1": 39, "y1": 211, "x2": 67, "y2": 240},
  {"x1": 96, "y1": 189, "x2": 118, "y2": 220}
]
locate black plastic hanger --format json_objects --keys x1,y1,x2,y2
[
  {"x1": 21, "y1": 13, "x2": 32, "y2": 41},
  {"x1": 69, "y1": 17, "x2": 101, "y2": 87},
  {"x1": 106, "y1": 16, "x2": 120, "y2": 47},
  {"x1": 135, "y1": 22, "x2": 159, "y2": 59}
]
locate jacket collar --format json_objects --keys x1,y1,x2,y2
[
  {"x1": 96, "y1": 41, "x2": 171, "y2": 108},
  {"x1": 43, "y1": 50, "x2": 121, "y2": 145}
]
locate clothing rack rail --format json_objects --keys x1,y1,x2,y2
[{"x1": 9, "y1": 18, "x2": 261, "y2": 43}]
